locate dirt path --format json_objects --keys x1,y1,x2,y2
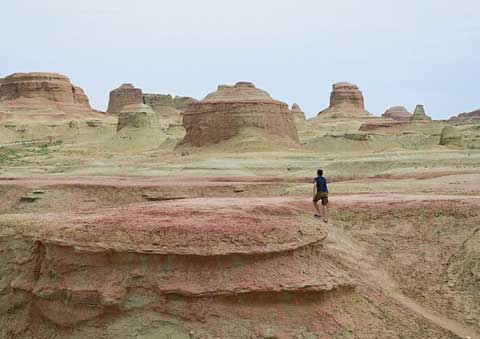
[{"x1": 325, "y1": 223, "x2": 479, "y2": 339}]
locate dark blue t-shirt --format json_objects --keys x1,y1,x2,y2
[{"x1": 314, "y1": 176, "x2": 328, "y2": 193}]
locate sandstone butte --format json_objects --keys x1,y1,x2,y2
[
  {"x1": 291, "y1": 103, "x2": 307, "y2": 122},
  {"x1": 143, "y1": 94, "x2": 197, "y2": 122},
  {"x1": 181, "y1": 82, "x2": 300, "y2": 147},
  {"x1": 0, "y1": 72, "x2": 100, "y2": 119},
  {"x1": 382, "y1": 106, "x2": 412, "y2": 121},
  {"x1": 116, "y1": 103, "x2": 159, "y2": 132},
  {"x1": 106, "y1": 83, "x2": 144, "y2": 115},
  {"x1": 317, "y1": 82, "x2": 371, "y2": 118},
  {"x1": 411, "y1": 104, "x2": 432, "y2": 121}
]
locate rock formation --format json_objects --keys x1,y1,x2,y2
[
  {"x1": 0, "y1": 72, "x2": 98, "y2": 117},
  {"x1": 143, "y1": 94, "x2": 197, "y2": 121},
  {"x1": 382, "y1": 106, "x2": 412, "y2": 121},
  {"x1": 291, "y1": 103, "x2": 306, "y2": 122},
  {"x1": 448, "y1": 108, "x2": 480, "y2": 124},
  {"x1": 411, "y1": 104, "x2": 432, "y2": 121},
  {"x1": 116, "y1": 103, "x2": 158, "y2": 132},
  {"x1": 439, "y1": 126, "x2": 464, "y2": 148},
  {"x1": 317, "y1": 82, "x2": 371, "y2": 118},
  {"x1": 107, "y1": 83, "x2": 143, "y2": 115},
  {"x1": 181, "y1": 81, "x2": 299, "y2": 147}
]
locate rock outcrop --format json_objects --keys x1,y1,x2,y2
[
  {"x1": 291, "y1": 103, "x2": 306, "y2": 122},
  {"x1": 411, "y1": 104, "x2": 432, "y2": 121},
  {"x1": 317, "y1": 82, "x2": 371, "y2": 118},
  {"x1": 382, "y1": 106, "x2": 412, "y2": 121},
  {"x1": 448, "y1": 108, "x2": 480, "y2": 124},
  {"x1": 107, "y1": 84, "x2": 143, "y2": 115},
  {"x1": 116, "y1": 103, "x2": 158, "y2": 132},
  {"x1": 0, "y1": 72, "x2": 98, "y2": 118},
  {"x1": 143, "y1": 94, "x2": 197, "y2": 121},
  {"x1": 181, "y1": 82, "x2": 299, "y2": 147},
  {"x1": 439, "y1": 126, "x2": 464, "y2": 148}
]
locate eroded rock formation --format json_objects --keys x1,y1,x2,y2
[
  {"x1": 116, "y1": 103, "x2": 158, "y2": 132},
  {"x1": 291, "y1": 103, "x2": 306, "y2": 122},
  {"x1": 382, "y1": 106, "x2": 412, "y2": 121},
  {"x1": 107, "y1": 83, "x2": 143, "y2": 114},
  {"x1": 181, "y1": 82, "x2": 299, "y2": 147},
  {"x1": 0, "y1": 72, "x2": 98, "y2": 118},
  {"x1": 449, "y1": 108, "x2": 480, "y2": 124},
  {"x1": 411, "y1": 104, "x2": 432, "y2": 121},
  {"x1": 317, "y1": 82, "x2": 371, "y2": 118},
  {"x1": 439, "y1": 126, "x2": 463, "y2": 148},
  {"x1": 143, "y1": 94, "x2": 197, "y2": 121}
]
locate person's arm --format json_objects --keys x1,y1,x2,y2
[{"x1": 313, "y1": 181, "x2": 317, "y2": 196}]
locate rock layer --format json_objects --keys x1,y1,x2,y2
[
  {"x1": 318, "y1": 82, "x2": 370, "y2": 118},
  {"x1": 143, "y1": 94, "x2": 197, "y2": 121},
  {"x1": 0, "y1": 72, "x2": 98, "y2": 117},
  {"x1": 107, "y1": 83, "x2": 143, "y2": 114},
  {"x1": 411, "y1": 104, "x2": 432, "y2": 121},
  {"x1": 181, "y1": 82, "x2": 299, "y2": 147},
  {"x1": 116, "y1": 103, "x2": 158, "y2": 132},
  {"x1": 382, "y1": 106, "x2": 412, "y2": 121}
]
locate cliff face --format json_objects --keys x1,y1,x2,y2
[
  {"x1": 411, "y1": 104, "x2": 432, "y2": 121},
  {"x1": 0, "y1": 72, "x2": 98, "y2": 117},
  {"x1": 181, "y1": 82, "x2": 299, "y2": 147}
]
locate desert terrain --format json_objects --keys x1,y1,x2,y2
[{"x1": 0, "y1": 73, "x2": 479, "y2": 339}]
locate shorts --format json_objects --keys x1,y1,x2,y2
[{"x1": 313, "y1": 192, "x2": 328, "y2": 205}]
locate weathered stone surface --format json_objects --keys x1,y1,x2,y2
[
  {"x1": 0, "y1": 72, "x2": 96, "y2": 116},
  {"x1": 411, "y1": 104, "x2": 432, "y2": 121},
  {"x1": 143, "y1": 94, "x2": 197, "y2": 121},
  {"x1": 181, "y1": 82, "x2": 299, "y2": 147},
  {"x1": 448, "y1": 108, "x2": 480, "y2": 124},
  {"x1": 439, "y1": 126, "x2": 463, "y2": 148},
  {"x1": 382, "y1": 106, "x2": 412, "y2": 121},
  {"x1": 317, "y1": 82, "x2": 371, "y2": 118},
  {"x1": 107, "y1": 83, "x2": 143, "y2": 114},
  {"x1": 291, "y1": 103, "x2": 306, "y2": 122},
  {"x1": 116, "y1": 103, "x2": 158, "y2": 132}
]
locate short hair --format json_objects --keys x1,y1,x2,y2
[{"x1": 317, "y1": 169, "x2": 323, "y2": 176}]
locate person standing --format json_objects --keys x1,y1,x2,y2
[{"x1": 313, "y1": 169, "x2": 329, "y2": 223}]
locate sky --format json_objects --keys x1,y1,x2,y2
[{"x1": 1, "y1": 0, "x2": 479, "y2": 119}]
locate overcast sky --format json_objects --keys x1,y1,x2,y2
[{"x1": 1, "y1": 0, "x2": 479, "y2": 119}]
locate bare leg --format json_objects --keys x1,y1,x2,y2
[
  {"x1": 313, "y1": 201, "x2": 321, "y2": 216},
  {"x1": 322, "y1": 204, "x2": 328, "y2": 222}
]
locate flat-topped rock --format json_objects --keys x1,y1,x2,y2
[
  {"x1": 107, "y1": 83, "x2": 143, "y2": 114},
  {"x1": 9, "y1": 198, "x2": 324, "y2": 255},
  {"x1": 317, "y1": 82, "x2": 371, "y2": 118},
  {"x1": 382, "y1": 106, "x2": 412, "y2": 121},
  {"x1": 181, "y1": 82, "x2": 299, "y2": 147},
  {"x1": 411, "y1": 104, "x2": 432, "y2": 121},
  {"x1": 0, "y1": 72, "x2": 98, "y2": 117}
]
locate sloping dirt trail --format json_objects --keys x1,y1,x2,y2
[{"x1": 325, "y1": 222, "x2": 479, "y2": 339}]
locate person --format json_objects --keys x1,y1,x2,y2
[{"x1": 312, "y1": 169, "x2": 329, "y2": 223}]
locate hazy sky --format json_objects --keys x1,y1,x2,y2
[{"x1": 1, "y1": 0, "x2": 479, "y2": 119}]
